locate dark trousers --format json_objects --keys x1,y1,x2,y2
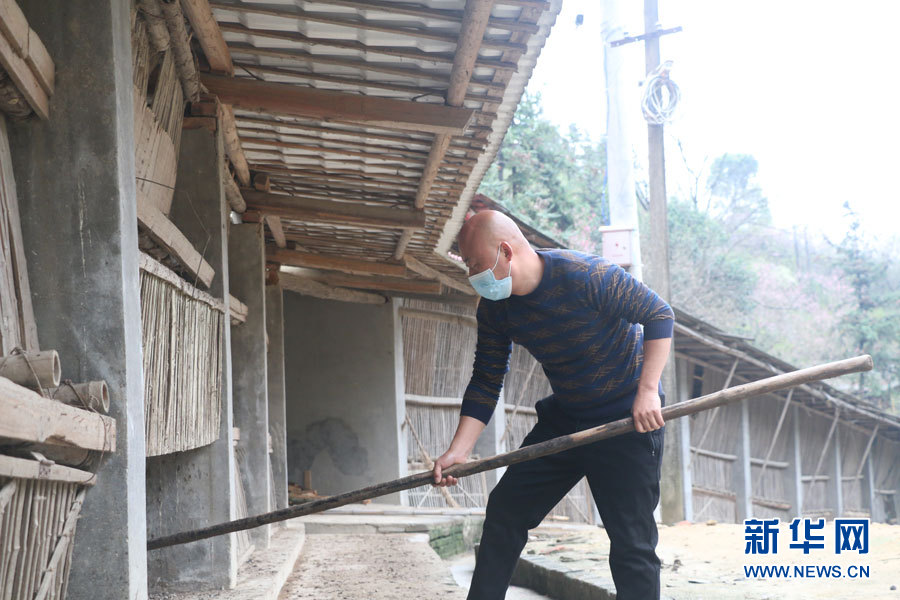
[{"x1": 467, "y1": 395, "x2": 664, "y2": 600}]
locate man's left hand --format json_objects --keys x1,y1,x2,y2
[{"x1": 632, "y1": 386, "x2": 664, "y2": 433}]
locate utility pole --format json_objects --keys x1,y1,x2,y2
[
  {"x1": 601, "y1": 0, "x2": 642, "y2": 280},
  {"x1": 641, "y1": 0, "x2": 686, "y2": 525}
]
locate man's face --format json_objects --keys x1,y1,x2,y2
[{"x1": 459, "y1": 236, "x2": 502, "y2": 278}]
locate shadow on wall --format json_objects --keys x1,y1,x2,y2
[{"x1": 288, "y1": 417, "x2": 370, "y2": 477}]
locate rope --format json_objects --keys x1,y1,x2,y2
[
  {"x1": 0, "y1": 347, "x2": 48, "y2": 397},
  {"x1": 641, "y1": 60, "x2": 680, "y2": 125}
]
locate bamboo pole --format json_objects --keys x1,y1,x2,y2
[
  {"x1": 148, "y1": 355, "x2": 873, "y2": 550},
  {"x1": 0, "y1": 350, "x2": 60, "y2": 390},
  {"x1": 47, "y1": 381, "x2": 109, "y2": 413}
]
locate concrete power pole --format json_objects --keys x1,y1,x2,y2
[{"x1": 601, "y1": 0, "x2": 642, "y2": 281}]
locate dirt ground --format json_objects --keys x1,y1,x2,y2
[
  {"x1": 278, "y1": 533, "x2": 465, "y2": 599},
  {"x1": 523, "y1": 521, "x2": 900, "y2": 599}
]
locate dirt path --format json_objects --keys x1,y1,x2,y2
[
  {"x1": 522, "y1": 521, "x2": 900, "y2": 599},
  {"x1": 279, "y1": 533, "x2": 466, "y2": 599}
]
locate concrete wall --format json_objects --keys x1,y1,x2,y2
[
  {"x1": 283, "y1": 293, "x2": 407, "y2": 503},
  {"x1": 145, "y1": 127, "x2": 238, "y2": 591},
  {"x1": 229, "y1": 223, "x2": 271, "y2": 547},
  {"x1": 8, "y1": 2, "x2": 147, "y2": 598},
  {"x1": 266, "y1": 285, "x2": 289, "y2": 510}
]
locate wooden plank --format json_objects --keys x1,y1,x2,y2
[
  {"x1": 0, "y1": 455, "x2": 95, "y2": 486},
  {"x1": 0, "y1": 13, "x2": 48, "y2": 118},
  {"x1": 265, "y1": 215, "x2": 286, "y2": 248},
  {"x1": 181, "y1": 0, "x2": 234, "y2": 75},
  {"x1": 0, "y1": 376, "x2": 116, "y2": 452},
  {"x1": 137, "y1": 199, "x2": 216, "y2": 288},
  {"x1": 253, "y1": 172, "x2": 271, "y2": 192},
  {"x1": 279, "y1": 272, "x2": 387, "y2": 305},
  {"x1": 310, "y1": 273, "x2": 441, "y2": 295},
  {"x1": 0, "y1": 117, "x2": 38, "y2": 350},
  {"x1": 244, "y1": 190, "x2": 426, "y2": 230},
  {"x1": 201, "y1": 74, "x2": 474, "y2": 135},
  {"x1": 229, "y1": 294, "x2": 248, "y2": 323},
  {"x1": 139, "y1": 252, "x2": 226, "y2": 313},
  {"x1": 268, "y1": 248, "x2": 406, "y2": 277},
  {"x1": 403, "y1": 255, "x2": 473, "y2": 295}
]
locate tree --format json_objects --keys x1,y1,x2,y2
[
  {"x1": 830, "y1": 203, "x2": 900, "y2": 408},
  {"x1": 479, "y1": 91, "x2": 608, "y2": 252}
]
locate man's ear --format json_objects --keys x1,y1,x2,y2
[{"x1": 500, "y1": 241, "x2": 513, "y2": 261}]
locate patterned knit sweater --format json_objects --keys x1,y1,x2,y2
[{"x1": 460, "y1": 249, "x2": 675, "y2": 425}]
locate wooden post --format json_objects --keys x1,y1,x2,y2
[
  {"x1": 865, "y1": 448, "x2": 882, "y2": 522},
  {"x1": 788, "y1": 405, "x2": 804, "y2": 518},
  {"x1": 675, "y1": 357, "x2": 693, "y2": 521},
  {"x1": 148, "y1": 355, "x2": 873, "y2": 549},
  {"x1": 831, "y1": 425, "x2": 844, "y2": 518}
]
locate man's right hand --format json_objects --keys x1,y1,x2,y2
[{"x1": 432, "y1": 450, "x2": 468, "y2": 487}]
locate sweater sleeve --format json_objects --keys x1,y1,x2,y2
[
  {"x1": 587, "y1": 259, "x2": 675, "y2": 340},
  {"x1": 460, "y1": 302, "x2": 512, "y2": 424}
]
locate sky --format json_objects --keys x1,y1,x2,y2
[{"x1": 526, "y1": 0, "x2": 900, "y2": 247}]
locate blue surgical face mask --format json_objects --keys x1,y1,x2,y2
[{"x1": 468, "y1": 245, "x2": 512, "y2": 301}]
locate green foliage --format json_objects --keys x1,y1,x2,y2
[
  {"x1": 829, "y1": 203, "x2": 900, "y2": 408},
  {"x1": 479, "y1": 92, "x2": 608, "y2": 252},
  {"x1": 480, "y1": 92, "x2": 900, "y2": 414}
]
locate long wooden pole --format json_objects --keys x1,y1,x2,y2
[{"x1": 148, "y1": 355, "x2": 873, "y2": 550}]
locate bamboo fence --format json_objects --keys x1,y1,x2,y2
[
  {"x1": 233, "y1": 447, "x2": 254, "y2": 566},
  {"x1": 400, "y1": 298, "x2": 594, "y2": 523},
  {"x1": 0, "y1": 477, "x2": 85, "y2": 600},
  {"x1": 140, "y1": 266, "x2": 224, "y2": 456}
]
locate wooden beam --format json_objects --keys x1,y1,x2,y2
[
  {"x1": 309, "y1": 273, "x2": 441, "y2": 295},
  {"x1": 244, "y1": 190, "x2": 426, "y2": 230},
  {"x1": 394, "y1": 0, "x2": 494, "y2": 260},
  {"x1": 219, "y1": 103, "x2": 251, "y2": 186},
  {"x1": 279, "y1": 272, "x2": 387, "y2": 305},
  {"x1": 0, "y1": 454, "x2": 96, "y2": 486},
  {"x1": 222, "y1": 161, "x2": 246, "y2": 213},
  {"x1": 157, "y1": 0, "x2": 201, "y2": 101},
  {"x1": 137, "y1": 199, "x2": 216, "y2": 288},
  {"x1": 229, "y1": 294, "x2": 248, "y2": 323},
  {"x1": 253, "y1": 172, "x2": 271, "y2": 192},
  {"x1": 0, "y1": 2, "x2": 48, "y2": 118},
  {"x1": 180, "y1": 0, "x2": 234, "y2": 75},
  {"x1": 267, "y1": 248, "x2": 406, "y2": 277},
  {"x1": 404, "y1": 254, "x2": 474, "y2": 295},
  {"x1": 0, "y1": 376, "x2": 116, "y2": 452},
  {"x1": 265, "y1": 215, "x2": 286, "y2": 248},
  {"x1": 201, "y1": 74, "x2": 474, "y2": 135},
  {"x1": 0, "y1": 0, "x2": 53, "y2": 95},
  {"x1": 399, "y1": 307, "x2": 477, "y2": 329}
]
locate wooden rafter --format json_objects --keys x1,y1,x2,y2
[
  {"x1": 308, "y1": 272, "x2": 442, "y2": 295},
  {"x1": 267, "y1": 247, "x2": 406, "y2": 277},
  {"x1": 181, "y1": 0, "x2": 234, "y2": 75},
  {"x1": 201, "y1": 74, "x2": 474, "y2": 135},
  {"x1": 404, "y1": 255, "x2": 474, "y2": 296},
  {"x1": 280, "y1": 272, "x2": 387, "y2": 305},
  {"x1": 0, "y1": 0, "x2": 53, "y2": 118},
  {"x1": 394, "y1": 0, "x2": 496, "y2": 260},
  {"x1": 245, "y1": 190, "x2": 426, "y2": 230}
]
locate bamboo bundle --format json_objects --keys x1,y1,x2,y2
[
  {"x1": 140, "y1": 269, "x2": 224, "y2": 456},
  {"x1": 233, "y1": 447, "x2": 254, "y2": 565},
  {"x1": 0, "y1": 476, "x2": 84, "y2": 600}
]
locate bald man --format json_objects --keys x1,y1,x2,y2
[{"x1": 433, "y1": 210, "x2": 673, "y2": 600}]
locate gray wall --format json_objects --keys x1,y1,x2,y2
[
  {"x1": 283, "y1": 293, "x2": 407, "y2": 503},
  {"x1": 8, "y1": 2, "x2": 147, "y2": 598}
]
